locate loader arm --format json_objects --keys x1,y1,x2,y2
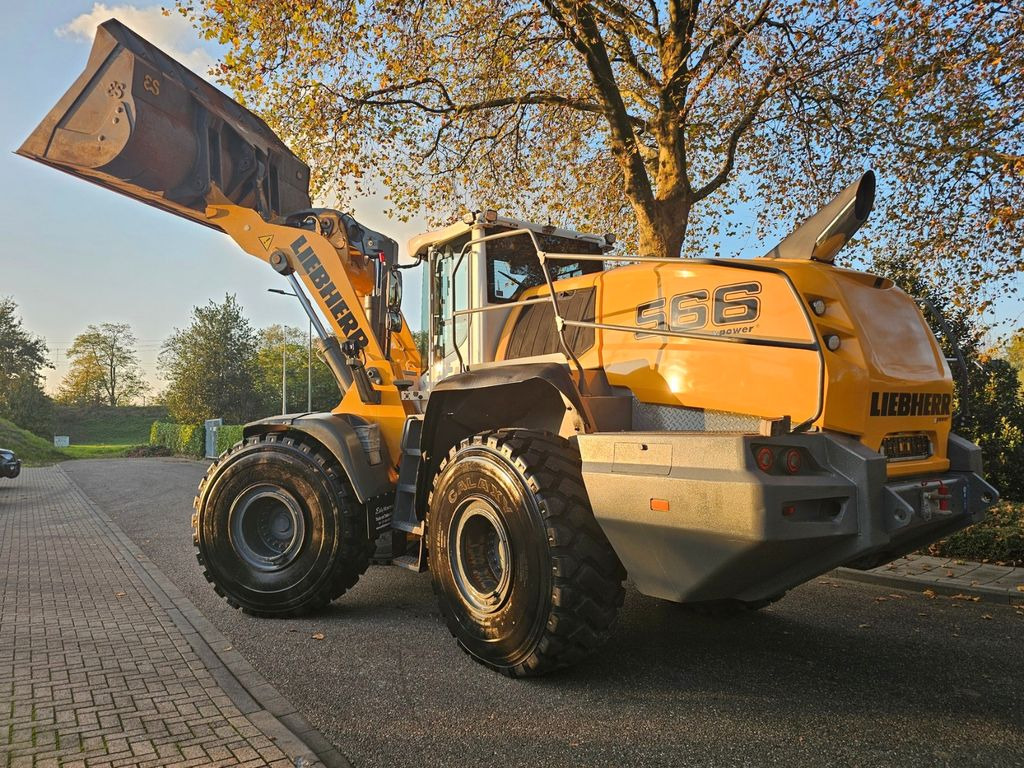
[{"x1": 209, "y1": 204, "x2": 418, "y2": 459}]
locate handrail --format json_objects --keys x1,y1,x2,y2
[{"x1": 439, "y1": 227, "x2": 821, "y2": 382}]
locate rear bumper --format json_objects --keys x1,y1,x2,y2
[{"x1": 577, "y1": 431, "x2": 998, "y2": 604}]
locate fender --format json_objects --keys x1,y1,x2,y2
[
  {"x1": 416, "y1": 362, "x2": 588, "y2": 521},
  {"x1": 243, "y1": 412, "x2": 392, "y2": 504}
]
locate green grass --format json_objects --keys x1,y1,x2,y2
[
  {"x1": 52, "y1": 405, "x2": 168, "y2": 444},
  {"x1": 1, "y1": 417, "x2": 150, "y2": 464},
  {"x1": 0, "y1": 417, "x2": 66, "y2": 466},
  {"x1": 59, "y1": 444, "x2": 134, "y2": 459}
]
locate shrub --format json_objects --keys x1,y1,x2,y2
[
  {"x1": 215, "y1": 425, "x2": 245, "y2": 455},
  {"x1": 125, "y1": 444, "x2": 173, "y2": 458},
  {"x1": 149, "y1": 421, "x2": 204, "y2": 457},
  {"x1": 925, "y1": 501, "x2": 1024, "y2": 566}
]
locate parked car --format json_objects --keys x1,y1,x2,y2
[{"x1": 1, "y1": 449, "x2": 21, "y2": 479}]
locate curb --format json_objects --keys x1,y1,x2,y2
[
  {"x1": 59, "y1": 465, "x2": 351, "y2": 768},
  {"x1": 832, "y1": 566, "x2": 1024, "y2": 606}
]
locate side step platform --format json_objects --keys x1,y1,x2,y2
[{"x1": 391, "y1": 415, "x2": 427, "y2": 572}]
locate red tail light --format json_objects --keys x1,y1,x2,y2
[
  {"x1": 783, "y1": 448, "x2": 803, "y2": 475},
  {"x1": 755, "y1": 446, "x2": 774, "y2": 473}
]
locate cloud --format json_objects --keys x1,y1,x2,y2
[{"x1": 58, "y1": 3, "x2": 217, "y2": 78}]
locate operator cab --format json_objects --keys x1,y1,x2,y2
[{"x1": 407, "y1": 211, "x2": 612, "y2": 383}]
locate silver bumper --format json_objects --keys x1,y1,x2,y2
[{"x1": 577, "y1": 431, "x2": 998, "y2": 604}]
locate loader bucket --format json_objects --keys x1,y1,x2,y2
[{"x1": 17, "y1": 18, "x2": 310, "y2": 229}]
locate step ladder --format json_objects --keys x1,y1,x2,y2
[{"x1": 390, "y1": 415, "x2": 427, "y2": 571}]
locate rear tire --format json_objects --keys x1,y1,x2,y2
[
  {"x1": 193, "y1": 433, "x2": 373, "y2": 617},
  {"x1": 428, "y1": 430, "x2": 625, "y2": 677}
]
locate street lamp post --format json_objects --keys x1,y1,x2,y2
[{"x1": 268, "y1": 288, "x2": 313, "y2": 412}]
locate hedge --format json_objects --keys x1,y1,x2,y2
[
  {"x1": 149, "y1": 421, "x2": 204, "y2": 458},
  {"x1": 924, "y1": 501, "x2": 1024, "y2": 567},
  {"x1": 216, "y1": 425, "x2": 245, "y2": 454}
]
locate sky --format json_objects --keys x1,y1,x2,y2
[
  {"x1": 0, "y1": 2, "x2": 430, "y2": 394},
  {"x1": 1, "y1": 3, "x2": 1021, "y2": 396}
]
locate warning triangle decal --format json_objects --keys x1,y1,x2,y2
[{"x1": 258, "y1": 234, "x2": 274, "y2": 251}]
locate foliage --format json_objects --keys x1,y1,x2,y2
[
  {"x1": 1008, "y1": 329, "x2": 1024, "y2": 393},
  {"x1": 926, "y1": 501, "x2": 1024, "y2": 567},
  {"x1": 0, "y1": 297, "x2": 53, "y2": 437},
  {"x1": 0, "y1": 417, "x2": 65, "y2": 466},
  {"x1": 124, "y1": 444, "x2": 173, "y2": 458},
  {"x1": 57, "y1": 323, "x2": 148, "y2": 407},
  {"x1": 52, "y1": 405, "x2": 169, "y2": 445},
  {"x1": 412, "y1": 330, "x2": 429, "y2": 363},
  {"x1": 215, "y1": 424, "x2": 245, "y2": 454},
  {"x1": 149, "y1": 421, "x2": 204, "y2": 457},
  {"x1": 181, "y1": 0, "x2": 1023, "y2": 317},
  {"x1": 256, "y1": 324, "x2": 340, "y2": 414},
  {"x1": 159, "y1": 295, "x2": 264, "y2": 423}
]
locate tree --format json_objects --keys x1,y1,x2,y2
[
  {"x1": 58, "y1": 323, "x2": 148, "y2": 407},
  {"x1": 181, "y1": 0, "x2": 1022, "y2": 314},
  {"x1": 1008, "y1": 329, "x2": 1024, "y2": 393},
  {"x1": 159, "y1": 295, "x2": 264, "y2": 423},
  {"x1": 412, "y1": 330, "x2": 429, "y2": 363},
  {"x1": 0, "y1": 297, "x2": 53, "y2": 436},
  {"x1": 256, "y1": 324, "x2": 341, "y2": 414}
]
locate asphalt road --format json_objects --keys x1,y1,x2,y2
[{"x1": 64, "y1": 458, "x2": 1024, "y2": 768}]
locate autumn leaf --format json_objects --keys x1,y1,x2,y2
[
  {"x1": 922, "y1": 589, "x2": 937, "y2": 599},
  {"x1": 311, "y1": 632, "x2": 325, "y2": 641}
]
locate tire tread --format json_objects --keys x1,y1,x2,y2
[{"x1": 430, "y1": 429, "x2": 625, "y2": 677}]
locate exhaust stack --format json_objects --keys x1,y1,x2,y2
[
  {"x1": 17, "y1": 19, "x2": 310, "y2": 230},
  {"x1": 764, "y1": 171, "x2": 875, "y2": 263}
]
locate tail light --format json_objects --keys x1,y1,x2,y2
[
  {"x1": 755, "y1": 446, "x2": 775, "y2": 472},
  {"x1": 751, "y1": 445, "x2": 814, "y2": 476},
  {"x1": 783, "y1": 448, "x2": 802, "y2": 474}
]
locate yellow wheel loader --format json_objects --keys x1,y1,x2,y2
[{"x1": 21, "y1": 21, "x2": 999, "y2": 677}]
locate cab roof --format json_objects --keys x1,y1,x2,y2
[{"x1": 405, "y1": 214, "x2": 607, "y2": 263}]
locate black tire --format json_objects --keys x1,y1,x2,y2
[
  {"x1": 192, "y1": 433, "x2": 373, "y2": 617},
  {"x1": 428, "y1": 429, "x2": 625, "y2": 677}
]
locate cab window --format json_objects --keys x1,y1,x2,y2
[{"x1": 486, "y1": 228, "x2": 604, "y2": 303}]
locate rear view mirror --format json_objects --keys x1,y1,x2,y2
[
  {"x1": 387, "y1": 269, "x2": 403, "y2": 309},
  {"x1": 387, "y1": 308, "x2": 404, "y2": 334}
]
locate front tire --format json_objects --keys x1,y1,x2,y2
[
  {"x1": 193, "y1": 433, "x2": 372, "y2": 617},
  {"x1": 429, "y1": 430, "x2": 625, "y2": 677}
]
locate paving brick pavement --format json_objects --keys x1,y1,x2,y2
[{"x1": 0, "y1": 467, "x2": 331, "y2": 767}]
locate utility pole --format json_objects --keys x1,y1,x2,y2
[{"x1": 268, "y1": 287, "x2": 312, "y2": 413}]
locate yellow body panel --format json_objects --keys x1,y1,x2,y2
[{"x1": 498, "y1": 258, "x2": 952, "y2": 477}]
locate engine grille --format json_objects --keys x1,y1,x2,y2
[
  {"x1": 881, "y1": 433, "x2": 932, "y2": 462},
  {"x1": 632, "y1": 401, "x2": 761, "y2": 432}
]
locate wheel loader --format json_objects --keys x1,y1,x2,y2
[{"x1": 21, "y1": 20, "x2": 999, "y2": 677}]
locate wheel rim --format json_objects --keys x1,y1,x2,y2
[
  {"x1": 450, "y1": 497, "x2": 513, "y2": 614},
  {"x1": 229, "y1": 484, "x2": 306, "y2": 572}
]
